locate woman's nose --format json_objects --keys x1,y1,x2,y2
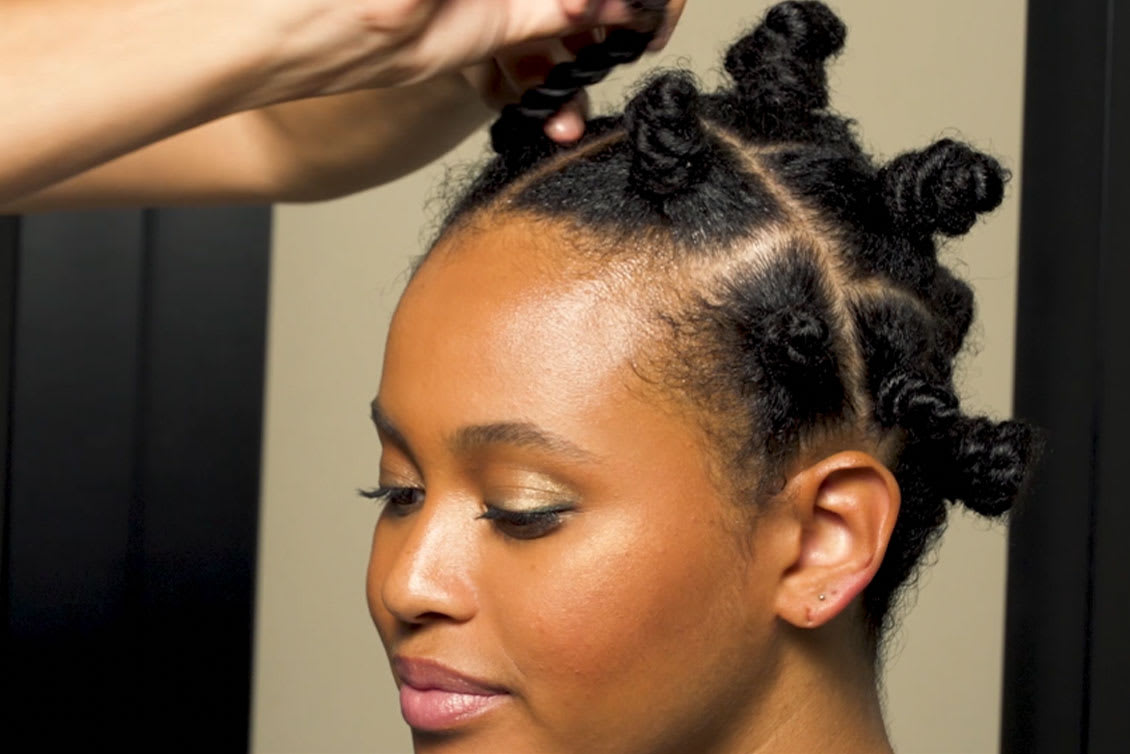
[{"x1": 377, "y1": 496, "x2": 477, "y2": 626}]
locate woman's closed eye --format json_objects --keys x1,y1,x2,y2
[
  {"x1": 361, "y1": 485, "x2": 575, "y2": 539},
  {"x1": 478, "y1": 503, "x2": 573, "y2": 540},
  {"x1": 360, "y1": 485, "x2": 424, "y2": 516}
]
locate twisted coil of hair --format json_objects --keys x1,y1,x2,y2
[
  {"x1": 721, "y1": 0, "x2": 845, "y2": 140},
  {"x1": 623, "y1": 71, "x2": 712, "y2": 201},
  {"x1": 489, "y1": 1, "x2": 669, "y2": 169},
  {"x1": 863, "y1": 300, "x2": 1037, "y2": 514},
  {"x1": 875, "y1": 373, "x2": 959, "y2": 435},
  {"x1": 946, "y1": 417, "x2": 1037, "y2": 516},
  {"x1": 879, "y1": 139, "x2": 1008, "y2": 238}
]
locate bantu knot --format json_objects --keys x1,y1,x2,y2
[
  {"x1": 722, "y1": 1, "x2": 846, "y2": 127},
  {"x1": 875, "y1": 372, "x2": 959, "y2": 434},
  {"x1": 879, "y1": 139, "x2": 1007, "y2": 238},
  {"x1": 760, "y1": 306, "x2": 837, "y2": 381},
  {"x1": 730, "y1": 248, "x2": 847, "y2": 449},
  {"x1": 623, "y1": 72, "x2": 711, "y2": 199},
  {"x1": 944, "y1": 417, "x2": 1038, "y2": 517}
]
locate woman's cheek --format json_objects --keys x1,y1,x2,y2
[{"x1": 495, "y1": 514, "x2": 729, "y2": 685}]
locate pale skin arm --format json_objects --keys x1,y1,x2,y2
[
  {"x1": 2, "y1": 75, "x2": 493, "y2": 212},
  {"x1": 0, "y1": 0, "x2": 276, "y2": 205},
  {"x1": 2, "y1": 0, "x2": 679, "y2": 208}
]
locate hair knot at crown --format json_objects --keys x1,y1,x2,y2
[
  {"x1": 624, "y1": 72, "x2": 711, "y2": 200},
  {"x1": 880, "y1": 139, "x2": 1007, "y2": 238},
  {"x1": 722, "y1": 1, "x2": 845, "y2": 136},
  {"x1": 762, "y1": 0, "x2": 846, "y2": 61}
]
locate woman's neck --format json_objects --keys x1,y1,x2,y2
[{"x1": 717, "y1": 619, "x2": 894, "y2": 754}]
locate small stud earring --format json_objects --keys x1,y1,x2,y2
[{"x1": 818, "y1": 593, "x2": 826, "y2": 601}]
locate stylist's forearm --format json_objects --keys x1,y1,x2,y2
[
  {"x1": 1, "y1": 1, "x2": 655, "y2": 207},
  {"x1": 0, "y1": 0, "x2": 282, "y2": 204},
  {"x1": 0, "y1": 76, "x2": 491, "y2": 213},
  {"x1": 256, "y1": 75, "x2": 491, "y2": 202}
]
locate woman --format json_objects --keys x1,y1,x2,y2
[{"x1": 362, "y1": 2, "x2": 1036, "y2": 752}]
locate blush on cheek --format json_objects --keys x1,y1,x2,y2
[{"x1": 505, "y1": 523, "x2": 738, "y2": 690}]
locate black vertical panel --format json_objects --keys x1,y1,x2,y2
[
  {"x1": 1086, "y1": 2, "x2": 1130, "y2": 746},
  {"x1": 4, "y1": 212, "x2": 147, "y2": 749},
  {"x1": 1004, "y1": 1, "x2": 1130, "y2": 752},
  {"x1": 1, "y1": 207, "x2": 270, "y2": 752},
  {"x1": 133, "y1": 207, "x2": 270, "y2": 749},
  {"x1": 0, "y1": 216, "x2": 20, "y2": 617}
]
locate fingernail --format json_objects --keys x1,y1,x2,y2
[{"x1": 545, "y1": 113, "x2": 584, "y2": 143}]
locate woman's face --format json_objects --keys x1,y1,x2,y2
[{"x1": 368, "y1": 218, "x2": 796, "y2": 754}]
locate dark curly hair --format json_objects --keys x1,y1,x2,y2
[{"x1": 430, "y1": 1, "x2": 1038, "y2": 644}]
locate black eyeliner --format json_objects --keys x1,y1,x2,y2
[{"x1": 478, "y1": 503, "x2": 574, "y2": 524}]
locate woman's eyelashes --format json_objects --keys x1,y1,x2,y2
[
  {"x1": 362, "y1": 484, "x2": 574, "y2": 540},
  {"x1": 360, "y1": 485, "x2": 424, "y2": 516},
  {"x1": 478, "y1": 503, "x2": 574, "y2": 540}
]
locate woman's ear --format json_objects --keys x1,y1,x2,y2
[{"x1": 773, "y1": 451, "x2": 900, "y2": 628}]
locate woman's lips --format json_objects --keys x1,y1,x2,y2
[{"x1": 394, "y1": 657, "x2": 509, "y2": 732}]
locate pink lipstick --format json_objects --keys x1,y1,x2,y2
[{"x1": 394, "y1": 657, "x2": 509, "y2": 732}]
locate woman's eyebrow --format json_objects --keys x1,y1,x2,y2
[
  {"x1": 450, "y1": 422, "x2": 598, "y2": 463},
  {"x1": 370, "y1": 401, "x2": 411, "y2": 453}
]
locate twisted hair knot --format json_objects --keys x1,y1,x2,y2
[
  {"x1": 624, "y1": 72, "x2": 711, "y2": 200},
  {"x1": 723, "y1": 0, "x2": 845, "y2": 125},
  {"x1": 875, "y1": 373, "x2": 959, "y2": 434},
  {"x1": 944, "y1": 417, "x2": 1038, "y2": 517},
  {"x1": 756, "y1": 305, "x2": 840, "y2": 391},
  {"x1": 879, "y1": 139, "x2": 1007, "y2": 238}
]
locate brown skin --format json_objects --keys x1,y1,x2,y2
[{"x1": 368, "y1": 217, "x2": 898, "y2": 754}]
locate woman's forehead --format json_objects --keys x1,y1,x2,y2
[
  {"x1": 382, "y1": 218, "x2": 656, "y2": 423},
  {"x1": 401, "y1": 218, "x2": 646, "y2": 345}
]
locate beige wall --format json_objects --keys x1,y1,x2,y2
[{"x1": 251, "y1": 2, "x2": 1027, "y2": 752}]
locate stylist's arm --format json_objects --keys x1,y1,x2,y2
[{"x1": 0, "y1": 0, "x2": 683, "y2": 210}]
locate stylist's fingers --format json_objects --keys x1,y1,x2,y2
[
  {"x1": 454, "y1": 0, "x2": 631, "y2": 53},
  {"x1": 555, "y1": 0, "x2": 635, "y2": 26},
  {"x1": 461, "y1": 59, "x2": 512, "y2": 111},
  {"x1": 561, "y1": 26, "x2": 607, "y2": 55},
  {"x1": 493, "y1": 36, "x2": 595, "y2": 143},
  {"x1": 543, "y1": 92, "x2": 589, "y2": 143},
  {"x1": 649, "y1": 0, "x2": 687, "y2": 50}
]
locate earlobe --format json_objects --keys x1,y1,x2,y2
[{"x1": 773, "y1": 451, "x2": 900, "y2": 629}]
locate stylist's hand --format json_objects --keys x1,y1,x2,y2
[
  {"x1": 255, "y1": 0, "x2": 666, "y2": 107},
  {"x1": 2, "y1": 0, "x2": 686, "y2": 206}
]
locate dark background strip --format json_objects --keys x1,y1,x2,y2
[
  {"x1": 0, "y1": 207, "x2": 270, "y2": 753},
  {"x1": 1004, "y1": 1, "x2": 1130, "y2": 752}
]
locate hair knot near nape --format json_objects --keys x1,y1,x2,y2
[{"x1": 446, "y1": 0, "x2": 1038, "y2": 642}]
